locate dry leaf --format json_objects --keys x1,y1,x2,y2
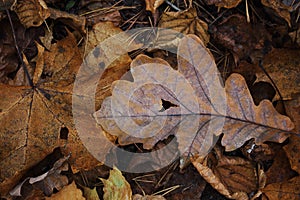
[
  {"x1": 81, "y1": 21, "x2": 134, "y2": 108},
  {"x1": 257, "y1": 48, "x2": 300, "y2": 101},
  {"x1": 145, "y1": 0, "x2": 164, "y2": 14},
  {"x1": 45, "y1": 182, "x2": 85, "y2": 200},
  {"x1": 83, "y1": 186, "x2": 100, "y2": 200},
  {"x1": 12, "y1": 0, "x2": 50, "y2": 28},
  {"x1": 49, "y1": 7, "x2": 86, "y2": 34},
  {"x1": 264, "y1": 147, "x2": 296, "y2": 185},
  {"x1": 204, "y1": 0, "x2": 242, "y2": 9},
  {"x1": 95, "y1": 34, "x2": 294, "y2": 163},
  {"x1": 261, "y1": 0, "x2": 292, "y2": 27},
  {"x1": 283, "y1": 94, "x2": 300, "y2": 174},
  {"x1": 100, "y1": 167, "x2": 132, "y2": 200},
  {"x1": 191, "y1": 146, "x2": 256, "y2": 200},
  {"x1": 211, "y1": 14, "x2": 271, "y2": 63},
  {"x1": 284, "y1": 134, "x2": 300, "y2": 174},
  {"x1": 192, "y1": 157, "x2": 250, "y2": 200},
  {"x1": 262, "y1": 176, "x2": 300, "y2": 200},
  {"x1": 158, "y1": 8, "x2": 210, "y2": 47},
  {"x1": 10, "y1": 155, "x2": 70, "y2": 197},
  {"x1": 0, "y1": 32, "x2": 100, "y2": 195},
  {"x1": 0, "y1": 20, "x2": 22, "y2": 83}
]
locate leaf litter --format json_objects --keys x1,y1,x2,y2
[{"x1": 0, "y1": 0, "x2": 300, "y2": 199}]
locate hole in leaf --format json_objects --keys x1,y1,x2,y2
[
  {"x1": 159, "y1": 99, "x2": 178, "y2": 112},
  {"x1": 60, "y1": 127, "x2": 69, "y2": 139}
]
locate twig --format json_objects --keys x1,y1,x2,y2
[
  {"x1": 165, "y1": 0, "x2": 181, "y2": 11},
  {"x1": 5, "y1": 6, "x2": 33, "y2": 86},
  {"x1": 258, "y1": 60, "x2": 286, "y2": 114}
]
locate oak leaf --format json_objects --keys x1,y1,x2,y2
[{"x1": 95, "y1": 34, "x2": 294, "y2": 162}]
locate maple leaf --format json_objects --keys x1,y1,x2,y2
[
  {"x1": 94, "y1": 34, "x2": 294, "y2": 163},
  {"x1": 0, "y1": 33, "x2": 99, "y2": 194}
]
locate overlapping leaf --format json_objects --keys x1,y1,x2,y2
[
  {"x1": 0, "y1": 32, "x2": 99, "y2": 195},
  {"x1": 95, "y1": 34, "x2": 294, "y2": 160}
]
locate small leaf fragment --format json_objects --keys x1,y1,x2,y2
[
  {"x1": 12, "y1": 0, "x2": 50, "y2": 28},
  {"x1": 83, "y1": 186, "x2": 100, "y2": 200},
  {"x1": 45, "y1": 182, "x2": 85, "y2": 200},
  {"x1": 100, "y1": 167, "x2": 132, "y2": 200}
]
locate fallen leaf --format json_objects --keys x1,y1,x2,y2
[
  {"x1": 145, "y1": 0, "x2": 165, "y2": 14},
  {"x1": 264, "y1": 147, "x2": 297, "y2": 185},
  {"x1": 0, "y1": 32, "x2": 100, "y2": 195},
  {"x1": 83, "y1": 186, "x2": 100, "y2": 200},
  {"x1": 0, "y1": 19, "x2": 41, "y2": 84},
  {"x1": 82, "y1": 22, "x2": 133, "y2": 109},
  {"x1": 261, "y1": 0, "x2": 292, "y2": 27},
  {"x1": 48, "y1": 7, "x2": 86, "y2": 34},
  {"x1": 211, "y1": 15, "x2": 271, "y2": 63},
  {"x1": 158, "y1": 8, "x2": 210, "y2": 47},
  {"x1": 204, "y1": 0, "x2": 242, "y2": 9},
  {"x1": 10, "y1": 155, "x2": 70, "y2": 197},
  {"x1": 262, "y1": 176, "x2": 300, "y2": 200},
  {"x1": 257, "y1": 48, "x2": 300, "y2": 101},
  {"x1": 45, "y1": 181, "x2": 85, "y2": 200},
  {"x1": 284, "y1": 135, "x2": 300, "y2": 174},
  {"x1": 100, "y1": 167, "x2": 132, "y2": 200},
  {"x1": 191, "y1": 146, "x2": 257, "y2": 200},
  {"x1": 12, "y1": 0, "x2": 50, "y2": 28},
  {"x1": 95, "y1": 34, "x2": 294, "y2": 163}
]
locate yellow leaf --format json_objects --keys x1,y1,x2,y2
[{"x1": 100, "y1": 167, "x2": 132, "y2": 200}]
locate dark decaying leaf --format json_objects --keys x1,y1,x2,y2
[
  {"x1": 95, "y1": 34, "x2": 294, "y2": 164},
  {"x1": 9, "y1": 155, "x2": 70, "y2": 197},
  {"x1": 44, "y1": 181, "x2": 85, "y2": 200},
  {"x1": 191, "y1": 146, "x2": 257, "y2": 199},
  {"x1": 261, "y1": 0, "x2": 293, "y2": 27},
  {"x1": 211, "y1": 15, "x2": 271, "y2": 64}
]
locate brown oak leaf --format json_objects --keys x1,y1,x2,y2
[{"x1": 94, "y1": 34, "x2": 294, "y2": 164}]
